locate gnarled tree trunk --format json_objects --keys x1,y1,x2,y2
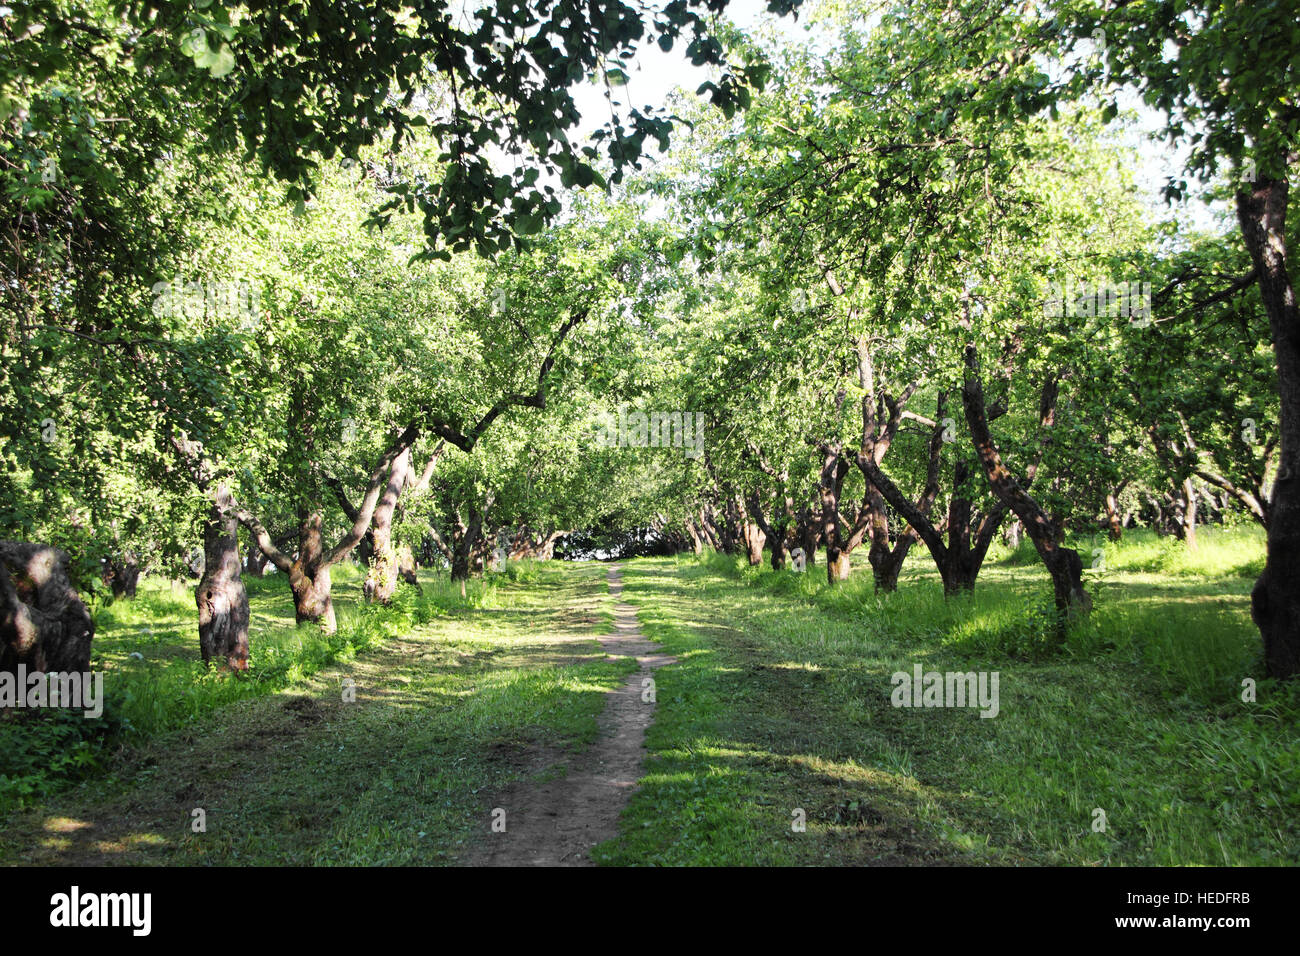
[
  {"x1": 0, "y1": 542, "x2": 95, "y2": 674},
  {"x1": 288, "y1": 510, "x2": 336, "y2": 633},
  {"x1": 196, "y1": 486, "x2": 250, "y2": 670},
  {"x1": 963, "y1": 347, "x2": 1090, "y2": 634}
]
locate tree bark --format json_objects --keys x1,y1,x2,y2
[
  {"x1": 859, "y1": 449, "x2": 1008, "y2": 597},
  {"x1": 1238, "y1": 175, "x2": 1300, "y2": 678},
  {"x1": 796, "y1": 505, "x2": 819, "y2": 566},
  {"x1": 364, "y1": 446, "x2": 412, "y2": 605},
  {"x1": 962, "y1": 346, "x2": 1090, "y2": 633},
  {"x1": 196, "y1": 485, "x2": 250, "y2": 670},
  {"x1": 288, "y1": 510, "x2": 336, "y2": 633},
  {"x1": 1180, "y1": 476, "x2": 1198, "y2": 550},
  {"x1": 103, "y1": 553, "x2": 141, "y2": 599},
  {"x1": 244, "y1": 539, "x2": 268, "y2": 577},
  {"x1": 818, "y1": 440, "x2": 857, "y2": 584},
  {"x1": 450, "y1": 500, "x2": 488, "y2": 582},
  {"x1": 0, "y1": 542, "x2": 95, "y2": 674},
  {"x1": 1103, "y1": 481, "x2": 1129, "y2": 541}
]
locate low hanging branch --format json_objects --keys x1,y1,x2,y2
[
  {"x1": 164, "y1": 300, "x2": 592, "y2": 639},
  {"x1": 858, "y1": 390, "x2": 1009, "y2": 595},
  {"x1": 962, "y1": 344, "x2": 1090, "y2": 632},
  {"x1": 422, "y1": 307, "x2": 588, "y2": 452}
]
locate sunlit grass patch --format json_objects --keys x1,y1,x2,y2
[{"x1": 608, "y1": 549, "x2": 1297, "y2": 866}]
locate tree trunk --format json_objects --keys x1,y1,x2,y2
[
  {"x1": 0, "y1": 542, "x2": 95, "y2": 674},
  {"x1": 743, "y1": 520, "x2": 766, "y2": 566},
  {"x1": 797, "y1": 507, "x2": 819, "y2": 566},
  {"x1": 718, "y1": 498, "x2": 744, "y2": 555},
  {"x1": 364, "y1": 446, "x2": 412, "y2": 605},
  {"x1": 244, "y1": 539, "x2": 268, "y2": 577},
  {"x1": 451, "y1": 503, "x2": 486, "y2": 583},
  {"x1": 396, "y1": 545, "x2": 422, "y2": 594},
  {"x1": 535, "y1": 531, "x2": 565, "y2": 561},
  {"x1": 1104, "y1": 490, "x2": 1124, "y2": 541},
  {"x1": 684, "y1": 518, "x2": 705, "y2": 555},
  {"x1": 827, "y1": 551, "x2": 852, "y2": 580},
  {"x1": 196, "y1": 486, "x2": 251, "y2": 670},
  {"x1": 1181, "y1": 476, "x2": 1198, "y2": 550},
  {"x1": 819, "y1": 443, "x2": 850, "y2": 585},
  {"x1": 288, "y1": 511, "x2": 336, "y2": 633},
  {"x1": 104, "y1": 553, "x2": 141, "y2": 599},
  {"x1": 1238, "y1": 175, "x2": 1300, "y2": 678},
  {"x1": 769, "y1": 534, "x2": 787, "y2": 570},
  {"x1": 859, "y1": 450, "x2": 1007, "y2": 598},
  {"x1": 865, "y1": 488, "x2": 923, "y2": 592},
  {"x1": 738, "y1": 493, "x2": 769, "y2": 566},
  {"x1": 963, "y1": 347, "x2": 1090, "y2": 634}
]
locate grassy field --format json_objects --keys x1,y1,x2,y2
[
  {"x1": 598, "y1": 527, "x2": 1300, "y2": 865},
  {"x1": 0, "y1": 561, "x2": 633, "y2": 864},
  {"x1": 2, "y1": 526, "x2": 1296, "y2": 865}
]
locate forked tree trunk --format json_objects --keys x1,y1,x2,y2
[
  {"x1": 859, "y1": 452, "x2": 1008, "y2": 598},
  {"x1": 853, "y1": 338, "x2": 925, "y2": 591},
  {"x1": 196, "y1": 485, "x2": 250, "y2": 670},
  {"x1": 1103, "y1": 486, "x2": 1126, "y2": 542},
  {"x1": 963, "y1": 347, "x2": 1090, "y2": 634},
  {"x1": 1238, "y1": 175, "x2": 1300, "y2": 678},
  {"x1": 534, "y1": 532, "x2": 565, "y2": 561},
  {"x1": 450, "y1": 503, "x2": 487, "y2": 583},
  {"x1": 289, "y1": 511, "x2": 336, "y2": 633}
]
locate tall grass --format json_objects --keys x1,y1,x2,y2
[
  {"x1": 705, "y1": 523, "x2": 1268, "y2": 704},
  {"x1": 610, "y1": 538, "x2": 1299, "y2": 865},
  {"x1": 0, "y1": 563, "x2": 472, "y2": 812}
]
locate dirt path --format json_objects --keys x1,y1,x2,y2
[{"x1": 465, "y1": 565, "x2": 674, "y2": 866}]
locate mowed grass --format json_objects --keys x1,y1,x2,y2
[
  {"x1": 596, "y1": 526, "x2": 1300, "y2": 866},
  {"x1": 0, "y1": 560, "x2": 632, "y2": 864},
  {"x1": 2, "y1": 561, "x2": 462, "y2": 810},
  {"x1": 5, "y1": 529, "x2": 1295, "y2": 866}
]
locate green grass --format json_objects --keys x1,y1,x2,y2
[
  {"x1": 0, "y1": 559, "x2": 633, "y2": 864},
  {"x1": 0, "y1": 561, "x2": 559, "y2": 813},
  {"x1": 4, "y1": 531, "x2": 1295, "y2": 866},
  {"x1": 596, "y1": 527, "x2": 1299, "y2": 866}
]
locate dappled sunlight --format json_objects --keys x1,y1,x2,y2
[
  {"x1": 602, "y1": 554, "x2": 1297, "y2": 866},
  {"x1": 43, "y1": 816, "x2": 92, "y2": 833}
]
